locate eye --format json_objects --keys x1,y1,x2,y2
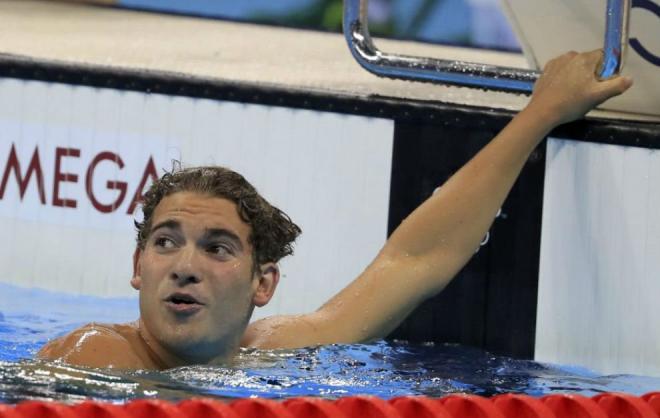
[
  {"x1": 207, "y1": 243, "x2": 233, "y2": 257},
  {"x1": 154, "y1": 236, "x2": 176, "y2": 249}
]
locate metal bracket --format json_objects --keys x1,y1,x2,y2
[{"x1": 343, "y1": 0, "x2": 630, "y2": 93}]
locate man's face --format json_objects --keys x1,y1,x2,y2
[{"x1": 131, "y1": 191, "x2": 276, "y2": 364}]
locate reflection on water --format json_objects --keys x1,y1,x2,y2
[
  {"x1": 1, "y1": 283, "x2": 660, "y2": 403},
  {"x1": 3, "y1": 341, "x2": 660, "y2": 403}
]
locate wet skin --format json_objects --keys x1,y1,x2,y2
[
  {"x1": 38, "y1": 50, "x2": 633, "y2": 370},
  {"x1": 39, "y1": 192, "x2": 279, "y2": 369}
]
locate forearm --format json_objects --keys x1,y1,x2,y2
[
  {"x1": 303, "y1": 107, "x2": 561, "y2": 345},
  {"x1": 378, "y1": 50, "x2": 632, "y2": 299},
  {"x1": 382, "y1": 106, "x2": 555, "y2": 292},
  {"x1": 271, "y1": 51, "x2": 632, "y2": 348},
  {"x1": 241, "y1": 110, "x2": 556, "y2": 349}
]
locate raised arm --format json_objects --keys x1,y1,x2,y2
[{"x1": 243, "y1": 50, "x2": 633, "y2": 349}]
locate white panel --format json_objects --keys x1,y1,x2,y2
[
  {"x1": 502, "y1": 0, "x2": 660, "y2": 117},
  {"x1": 0, "y1": 79, "x2": 393, "y2": 322},
  {"x1": 537, "y1": 138, "x2": 660, "y2": 376}
]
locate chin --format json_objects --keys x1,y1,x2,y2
[
  {"x1": 163, "y1": 325, "x2": 235, "y2": 362},
  {"x1": 163, "y1": 324, "x2": 208, "y2": 347}
]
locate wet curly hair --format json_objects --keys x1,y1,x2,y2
[{"x1": 134, "y1": 166, "x2": 301, "y2": 266}]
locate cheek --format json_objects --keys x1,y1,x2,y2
[
  {"x1": 137, "y1": 253, "x2": 168, "y2": 304},
  {"x1": 209, "y1": 263, "x2": 255, "y2": 302},
  {"x1": 140, "y1": 252, "x2": 166, "y2": 281}
]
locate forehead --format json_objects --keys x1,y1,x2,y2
[{"x1": 151, "y1": 191, "x2": 251, "y2": 240}]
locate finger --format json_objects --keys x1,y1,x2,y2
[
  {"x1": 592, "y1": 75, "x2": 634, "y2": 103},
  {"x1": 585, "y1": 49, "x2": 604, "y2": 62},
  {"x1": 584, "y1": 49, "x2": 605, "y2": 73}
]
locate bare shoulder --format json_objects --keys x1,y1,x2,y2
[
  {"x1": 242, "y1": 312, "x2": 334, "y2": 349},
  {"x1": 37, "y1": 322, "x2": 146, "y2": 369}
]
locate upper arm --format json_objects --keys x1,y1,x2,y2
[
  {"x1": 242, "y1": 308, "x2": 347, "y2": 349},
  {"x1": 243, "y1": 251, "x2": 448, "y2": 349},
  {"x1": 38, "y1": 324, "x2": 144, "y2": 369}
]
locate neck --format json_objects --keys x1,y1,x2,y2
[{"x1": 136, "y1": 319, "x2": 238, "y2": 369}]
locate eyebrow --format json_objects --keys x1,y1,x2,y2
[
  {"x1": 150, "y1": 219, "x2": 244, "y2": 251},
  {"x1": 151, "y1": 219, "x2": 181, "y2": 234}
]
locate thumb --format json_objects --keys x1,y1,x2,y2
[{"x1": 592, "y1": 75, "x2": 634, "y2": 104}]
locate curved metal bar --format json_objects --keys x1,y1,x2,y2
[
  {"x1": 343, "y1": 0, "x2": 630, "y2": 93},
  {"x1": 599, "y1": 0, "x2": 631, "y2": 79}
]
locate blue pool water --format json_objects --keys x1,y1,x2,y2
[{"x1": 1, "y1": 282, "x2": 659, "y2": 403}]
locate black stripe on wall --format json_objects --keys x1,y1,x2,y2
[{"x1": 387, "y1": 116, "x2": 546, "y2": 359}]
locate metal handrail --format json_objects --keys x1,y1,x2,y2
[
  {"x1": 343, "y1": 0, "x2": 630, "y2": 93},
  {"x1": 601, "y1": 0, "x2": 631, "y2": 78}
]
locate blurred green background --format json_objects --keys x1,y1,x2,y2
[{"x1": 119, "y1": 0, "x2": 520, "y2": 51}]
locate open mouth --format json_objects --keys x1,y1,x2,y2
[
  {"x1": 164, "y1": 293, "x2": 204, "y2": 314},
  {"x1": 166, "y1": 294, "x2": 201, "y2": 305}
]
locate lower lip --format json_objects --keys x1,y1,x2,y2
[{"x1": 164, "y1": 301, "x2": 204, "y2": 315}]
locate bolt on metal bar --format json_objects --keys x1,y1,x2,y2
[{"x1": 343, "y1": 0, "x2": 630, "y2": 93}]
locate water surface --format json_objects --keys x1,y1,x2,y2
[{"x1": 1, "y1": 283, "x2": 659, "y2": 403}]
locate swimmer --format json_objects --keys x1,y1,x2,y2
[{"x1": 38, "y1": 50, "x2": 632, "y2": 369}]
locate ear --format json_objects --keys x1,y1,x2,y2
[
  {"x1": 252, "y1": 262, "x2": 280, "y2": 307},
  {"x1": 130, "y1": 247, "x2": 143, "y2": 290}
]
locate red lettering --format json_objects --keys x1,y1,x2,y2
[
  {"x1": 0, "y1": 144, "x2": 46, "y2": 204},
  {"x1": 52, "y1": 147, "x2": 80, "y2": 208},
  {"x1": 2, "y1": 144, "x2": 157, "y2": 215},
  {"x1": 127, "y1": 156, "x2": 158, "y2": 215},
  {"x1": 85, "y1": 152, "x2": 128, "y2": 213}
]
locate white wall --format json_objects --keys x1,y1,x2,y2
[
  {"x1": 536, "y1": 137, "x2": 660, "y2": 376},
  {"x1": 502, "y1": 0, "x2": 660, "y2": 117},
  {"x1": 0, "y1": 78, "x2": 394, "y2": 321}
]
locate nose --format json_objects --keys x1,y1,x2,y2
[{"x1": 170, "y1": 245, "x2": 202, "y2": 285}]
